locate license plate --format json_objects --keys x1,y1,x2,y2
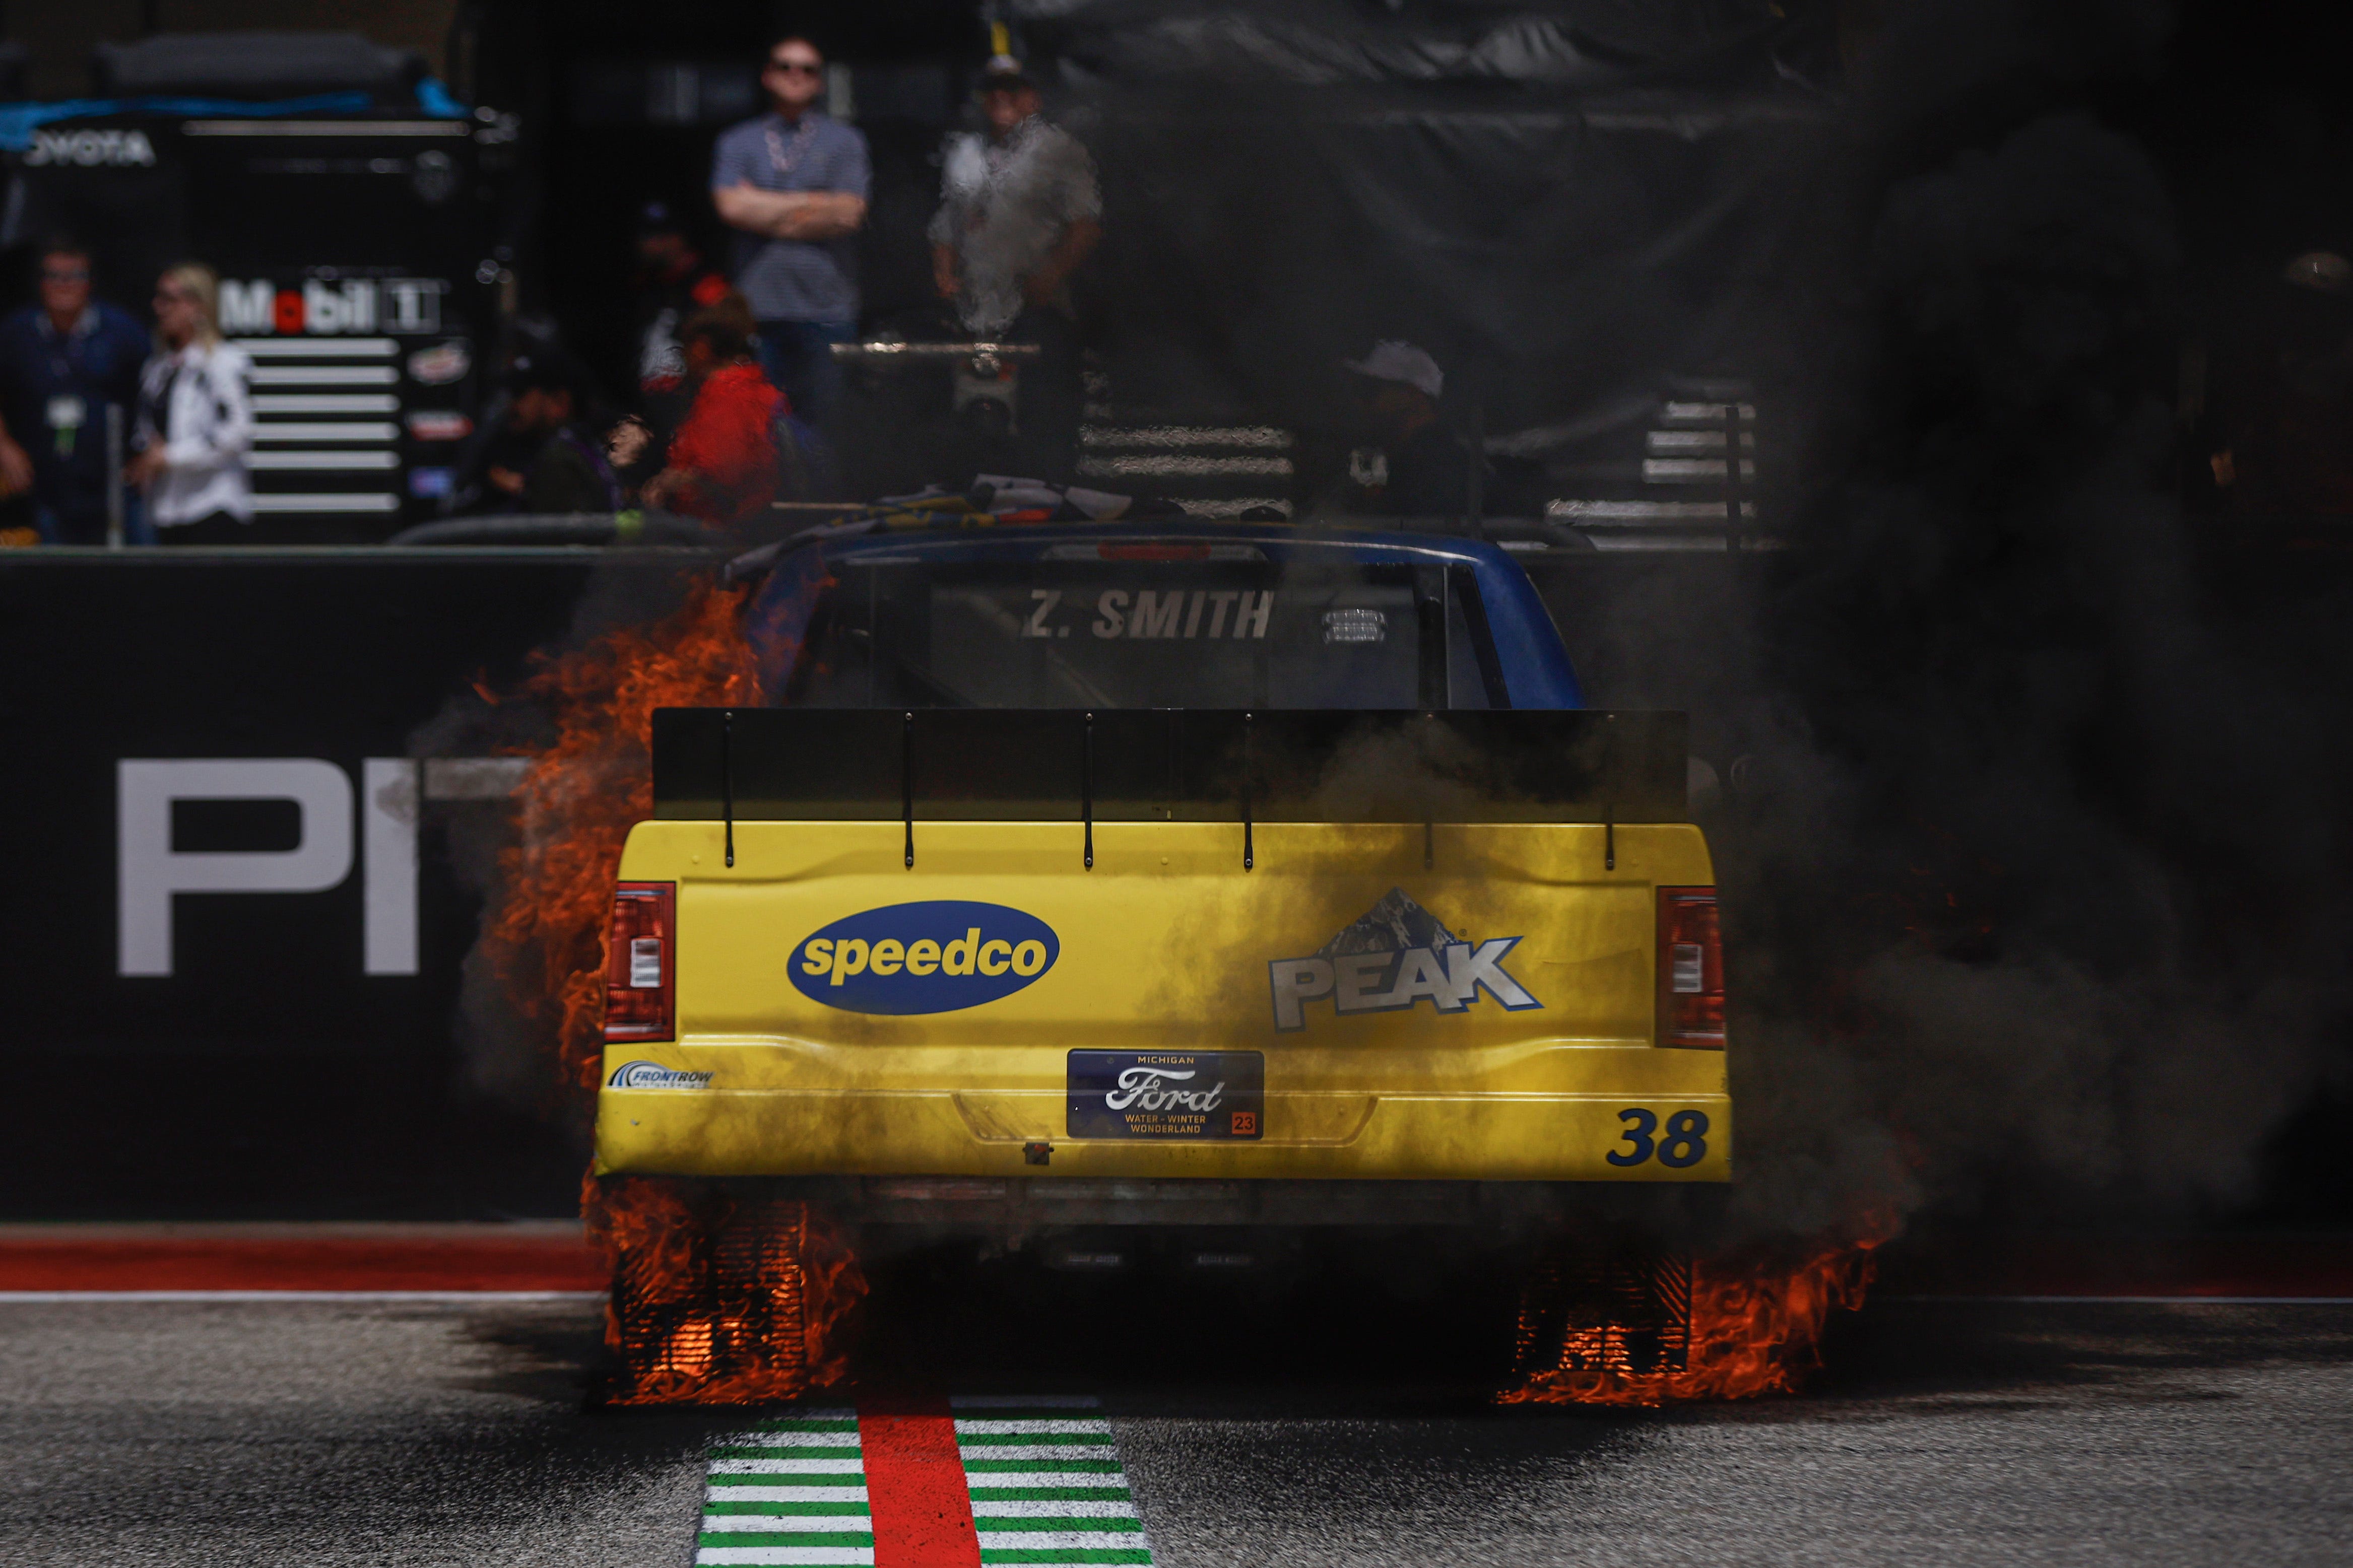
[{"x1": 1066, "y1": 1050, "x2": 1264, "y2": 1140}]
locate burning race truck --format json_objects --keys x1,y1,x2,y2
[{"x1": 582, "y1": 512, "x2": 1741, "y2": 1402}]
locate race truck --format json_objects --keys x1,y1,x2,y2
[{"x1": 590, "y1": 515, "x2": 1729, "y2": 1396}]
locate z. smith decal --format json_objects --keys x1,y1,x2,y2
[
  {"x1": 793, "y1": 900, "x2": 1059, "y2": 1015},
  {"x1": 1018, "y1": 588, "x2": 1275, "y2": 640},
  {"x1": 1268, "y1": 888, "x2": 1540, "y2": 1031}
]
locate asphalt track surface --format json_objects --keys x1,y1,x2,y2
[{"x1": 2, "y1": 1245, "x2": 2350, "y2": 1566}]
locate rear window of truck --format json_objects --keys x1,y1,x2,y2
[{"x1": 785, "y1": 554, "x2": 1509, "y2": 710}]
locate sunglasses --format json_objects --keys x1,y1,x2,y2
[
  {"x1": 154, "y1": 289, "x2": 195, "y2": 305},
  {"x1": 43, "y1": 268, "x2": 90, "y2": 283},
  {"x1": 768, "y1": 59, "x2": 822, "y2": 75}
]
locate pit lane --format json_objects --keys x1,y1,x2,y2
[{"x1": 1, "y1": 1237, "x2": 2348, "y2": 1565}]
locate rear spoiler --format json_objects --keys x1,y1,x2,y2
[{"x1": 651, "y1": 708, "x2": 1685, "y2": 824}]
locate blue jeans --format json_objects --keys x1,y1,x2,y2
[
  {"x1": 755, "y1": 319, "x2": 856, "y2": 431},
  {"x1": 35, "y1": 494, "x2": 151, "y2": 546}
]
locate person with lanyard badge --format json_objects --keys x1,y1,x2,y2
[
  {"x1": 710, "y1": 35, "x2": 870, "y2": 432},
  {"x1": 0, "y1": 239, "x2": 153, "y2": 543},
  {"x1": 126, "y1": 263, "x2": 254, "y2": 545}
]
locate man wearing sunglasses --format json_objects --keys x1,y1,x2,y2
[
  {"x1": 711, "y1": 36, "x2": 871, "y2": 434},
  {"x1": 0, "y1": 239, "x2": 152, "y2": 544}
]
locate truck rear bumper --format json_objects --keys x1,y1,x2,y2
[
  {"x1": 728, "y1": 1174, "x2": 1722, "y2": 1231},
  {"x1": 595, "y1": 1083, "x2": 1730, "y2": 1183}
]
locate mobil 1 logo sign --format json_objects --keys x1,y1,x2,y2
[{"x1": 1068, "y1": 1051, "x2": 1265, "y2": 1140}]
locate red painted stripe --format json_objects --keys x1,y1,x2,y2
[
  {"x1": 859, "y1": 1398, "x2": 980, "y2": 1568},
  {"x1": 0, "y1": 1233, "x2": 604, "y2": 1291}
]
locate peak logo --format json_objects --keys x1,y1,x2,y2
[
  {"x1": 793, "y1": 901, "x2": 1058, "y2": 1015},
  {"x1": 27, "y1": 129, "x2": 155, "y2": 167},
  {"x1": 1268, "y1": 887, "x2": 1540, "y2": 1031}
]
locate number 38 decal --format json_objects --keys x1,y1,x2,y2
[{"x1": 1606, "y1": 1108, "x2": 1711, "y2": 1169}]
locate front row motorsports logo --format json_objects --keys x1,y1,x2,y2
[
  {"x1": 1268, "y1": 888, "x2": 1540, "y2": 1031},
  {"x1": 607, "y1": 1061, "x2": 714, "y2": 1090}
]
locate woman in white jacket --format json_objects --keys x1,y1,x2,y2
[{"x1": 128, "y1": 263, "x2": 254, "y2": 544}]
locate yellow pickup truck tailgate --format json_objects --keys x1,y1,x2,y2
[{"x1": 595, "y1": 817, "x2": 1729, "y2": 1182}]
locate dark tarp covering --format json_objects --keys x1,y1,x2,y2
[
  {"x1": 1015, "y1": 1, "x2": 1837, "y2": 443},
  {"x1": 1026, "y1": 0, "x2": 1807, "y2": 89}
]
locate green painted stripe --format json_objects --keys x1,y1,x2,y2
[
  {"x1": 702, "y1": 1501, "x2": 872, "y2": 1517},
  {"x1": 962, "y1": 1460, "x2": 1123, "y2": 1474},
  {"x1": 966, "y1": 1488, "x2": 1134, "y2": 1503},
  {"x1": 958, "y1": 1433, "x2": 1115, "y2": 1447},
  {"x1": 711, "y1": 1446, "x2": 865, "y2": 1460},
  {"x1": 697, "y1": 1532, "x2": 874, "y2": 1549},
  {"x1": 706, "y1": 1473, "x2": 866, "y2": 1487},
  {"x1": 976, "y1": 1551, "x2": 1152, "y2": 1565},
  {"x1": 975, "y1": 1519, "x2": 1143, "y2": 1533}
]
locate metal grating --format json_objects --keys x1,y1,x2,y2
[
  {"x1": 1512, "y1": 1244, "x2": 1693, "y2": 1377},
  {"x1": 603, "y1": 1188, "x2": 821, "y2": 1405}
]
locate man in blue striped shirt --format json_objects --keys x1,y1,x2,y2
[{"x1": 711, "y1": 35, "x2": 872, "y2": 432}]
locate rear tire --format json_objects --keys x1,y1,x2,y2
[
  {"x1": 1510, "y1": 1238, "x2": 1694, "y2": 1382},
  {"x1": 589, "y1": 1177, "x2": 865, "y2": 1404}
]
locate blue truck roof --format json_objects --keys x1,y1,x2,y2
[{"x1": 750, "y1": 520, "x2": 1584, "y2": 709}]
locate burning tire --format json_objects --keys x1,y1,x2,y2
[
  {"x1": 1510, "y1": 1240, "x2": 1695, "y2": 1385},
  {"x1": 1503, "y1": 1234, "x2": 1879, "y2": 1405},
  {"x1": 586, "y1": 1176, "x2": 866, "y2": 1405}
]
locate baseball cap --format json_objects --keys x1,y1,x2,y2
[
  {"x1": 504, "y1": 351, "x2": 581, "y2": 397},
  {"x1": 1342, "y1": 340, "x2": 1444, "y2": 399},
  {"x1": 978, "y1": 53, "x2": 1035, "y2": 93}
]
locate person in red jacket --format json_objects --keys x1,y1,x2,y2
[{"x1": 642, "y1": 302, "x2": 783, "y2": 528}]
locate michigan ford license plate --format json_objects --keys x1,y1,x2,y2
[{"x1": 1067, "y1": 1050, "x2": 1265, "y2": 1140}]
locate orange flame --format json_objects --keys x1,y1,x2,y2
[
  {"x1": 481, "y1": 575, "x2": 762, "y2": 1096},
  {"x1": 470, "y1": 569, "x2": 866, "y2": 1403},
  {"x1": 586, "y1": 1175, "x2": 867, "y2": 1405},
  {"x1": 1502, "y1": 1237, "x2": 1882, "y2": 1407}
]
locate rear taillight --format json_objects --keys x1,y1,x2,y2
[
  {"x1": 604, "y1": 882, "x2": 675, "y2": 1043},
  {"x1": 1656, "y1": 886, "x2": 1725, "y2": 1049}
]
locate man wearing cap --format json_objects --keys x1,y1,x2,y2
[
  {"x1": 930, "y1": 56, "x2": 1101, "y2": 481},
  {"x1": 711, "y1": 35, "x2": 870, "y2": 431},
  {"x1": 1336, "y1": 340, "x2": 1476, "y2": 517},
  {"x1": 461, "y1": 353, "x2": 616, "y2": 514}
]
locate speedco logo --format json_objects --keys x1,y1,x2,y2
[
  {"x1": 793, "y1": 900, "x2": 1058, "y2": 1016},
  {"x1": 27, "y1": 129, "x2": 156, "y2": 167},
  {"x1": 1269, "y1": 887, "x2": 1540, "y2": 1031},
  {"x1": 607, "y1": 1061, "x2": 713, "y2": 1090}
]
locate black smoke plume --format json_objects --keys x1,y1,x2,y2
[{"x1": 1708, "y1": 0, "x2": 2353, "y2": 1238}]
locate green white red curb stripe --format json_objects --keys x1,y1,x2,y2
[
  {"x1": 699, "y1": 1408, "x2": 872, "y2": 1566},
  {"x1": 956, "y1": 1396, "x2": 1151, "y2": 1565},
  {"x1": 694, "y1": 1398, "x2": 1151, "y2": 1567}
]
